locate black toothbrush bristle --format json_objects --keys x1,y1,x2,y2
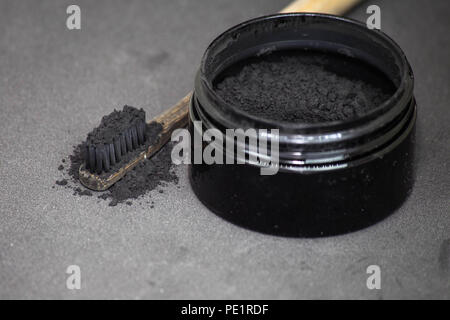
[{"x1": 83, "y1": 106, "x2": 147, "y2": 174}]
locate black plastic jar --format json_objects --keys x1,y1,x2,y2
[{"x1": 189, "y1": 13, "x2": 416, "y2": 237}]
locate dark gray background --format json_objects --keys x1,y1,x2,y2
[{"x1": 0, "y1": 0, "x2": 448, "y2": 299}]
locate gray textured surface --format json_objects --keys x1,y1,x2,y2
[{"x1": 0, "y1": 0, "x2": 449, "y2": 299}]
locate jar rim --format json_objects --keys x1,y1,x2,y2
[{"x1": 197, "y1": 13, "x2": 414, "y2": 134}]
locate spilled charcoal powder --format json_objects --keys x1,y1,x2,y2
[
  {"x1": 56, "y1": 179, "x2": 68, "y2": 186},
  {"x1": 214, "y1": 50, "x2": 396, "y2": 123},
  {"x1": 96, "y1": 143, "x2": 178, "y2": 206},
  {"x1": 56, "y1": 105, "x2": 178, "y2": 206}
]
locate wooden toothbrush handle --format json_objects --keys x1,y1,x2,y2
[
  {"x1": 151, "y1": 92, "x2": 191, "y2": 149},
  {"x1": 153, "y1": 92, "x2": 191, "y2": 131},
  {"x1": 280, "y1": 0, "x2": 360, "y2": 15}
]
